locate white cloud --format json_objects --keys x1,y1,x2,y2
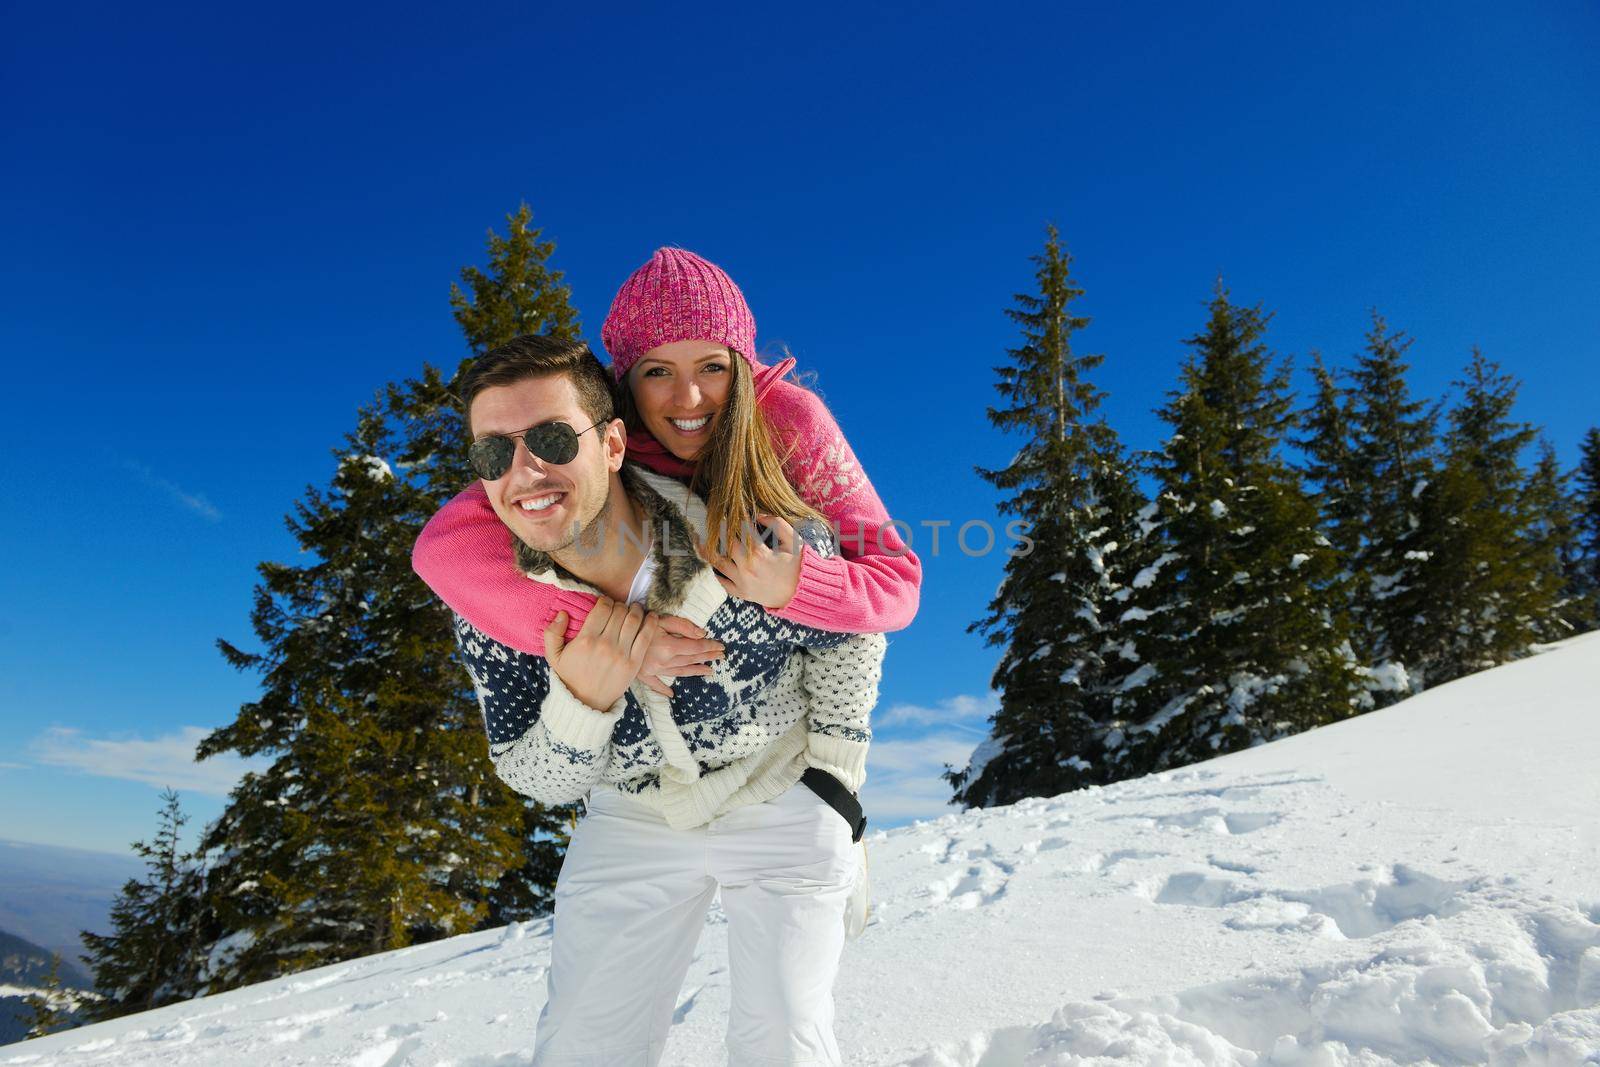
[
  {"x1": 860, "y1": 733, "x2": 984, "y2": 826},
  {"x1": 875, "y1": 692, "x2": 999, "y2": 730},
  {"x1": 29, "y1": 726, "x2": 266, "y2": 796},
  {"x1": 124, "y1": 460, "x2": 222, "y2": 522},
  {"x1": 855, "y1": 693, "x2": 1002, "y2": 825}
]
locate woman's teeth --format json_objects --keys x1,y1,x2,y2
[
  {"x1": 518, "y1": 493, "x2": 561, "y2": 512},
  {"x1": 670, "y1": 415, "x2": 710, "y2": 432}
]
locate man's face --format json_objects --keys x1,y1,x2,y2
[{"x1": 468, "y1": 375, "x2": 623, "y2": 555}]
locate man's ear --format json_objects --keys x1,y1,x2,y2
[{"x1": 604, "y1": 417, "x2": 627, "y2": 472}]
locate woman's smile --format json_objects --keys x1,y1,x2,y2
[{"x1": 667, "y1": 413, "x2": 713, "y2": 435}]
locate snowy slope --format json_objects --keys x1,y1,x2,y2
[{"x1": 6, "y1": 632, "x2": 1598, "y2": 1066}]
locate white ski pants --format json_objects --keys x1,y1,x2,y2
[{"x1": 531, "y1": 778, "x2": 860, "y2": 1066}]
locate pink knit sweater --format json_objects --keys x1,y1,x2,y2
[{"x1": 412, "y1": 370, "x2": 921, "y2": 655}]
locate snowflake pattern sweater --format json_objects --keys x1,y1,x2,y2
[{"x1": 452, "y1": 463, "x2": 887, "y2": 830}]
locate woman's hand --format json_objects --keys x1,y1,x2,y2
[
  {"x1": 634, "y1": 615, "x2": 726, "y2": 697},
  {"x1": 545, "y1": 597, "x2": 659, "y2": 711},
  {"x1": 701, "y1": 514, "x2": 803, "y2": 609}
]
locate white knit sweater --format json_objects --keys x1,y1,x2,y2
[{"x1": 453, "y1": 464, "x2": 886, "y2": 830}]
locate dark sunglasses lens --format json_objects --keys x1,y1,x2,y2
[
  {"x1": 468, "y1": 436, "x2": 515, "y2": 480},
  {"x1": 525, "y1": 423, "x2": 581, "y2": 465}
]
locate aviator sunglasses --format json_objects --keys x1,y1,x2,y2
[{"x1": 468, "y1": 420, "x2": 605, "y2": 480}]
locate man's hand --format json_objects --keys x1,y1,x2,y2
[
  {"x1": 545, "y1": 597, "x2": 659, "y2": 711},
  {"x1": 701, "y1": 514, "x2": 803, "y2": 609},
  {"x1": 636, "y1": 615, "x2": 726, "y2": 697}
]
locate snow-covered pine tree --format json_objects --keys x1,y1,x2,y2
[
  {"x1": 946, "y1": 226, "x2": 1151, "y2": 809},
  {"x1": 192, "y1": 205, "x2": 573, "y2": 991},
  {"x1": 1295, "y1": 352, "x2": 1372, "y2": 692},
  {"x1": 1298, "y1": 352, "x2": 1362, "y2": 560},
  {"x1": 1572, "y1": 427, "x2": 1600, "y2": 631},
  {"x1": 1391, "y1": 349, "x2": 1560, "y2": 684},
  {"x1": 79, "y1": 790, "x2": 206, "y2": 1020},
  {"x1": 1108, "y1": 281, "x2": 1362, "y2": 776},
  {"x1": 1327, "y1": 313, "x2": 1440, "y2": 702},
  {"x1": 1524, "y1": 439, "x2": 1581, "y2": 643}
]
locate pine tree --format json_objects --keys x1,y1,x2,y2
[
  {"x1": 1392, "y1": 349, "x2": 1556, "y2": 684},
  {"x1": 946, "y1": 226, "x2": 1152, "y2": 808},
  {"x1": 1298, "y1": 351, "x2": 1362, "y2": 559},
  {"x1": 450, "y1": 202, "x2": 578, "y2": 354},
  {"x1": 1571, "y1": 428, "x2": 1600, "y2": 631},
  {"x1": 1524, "y1": 439, "x2": 1580, "y2": 642},
  {"x1": 386, "y1": 202, "x2": 580, "y2": 924},
  {"x1": 192, "y1": 205, "x2": 578, "y2": 991},
  {"x1": 1335, "y1": 312, "x2": 1440, "y2": 700},
  {"x1": 1110, "y1": 281, "x2": 1362, "y2": 776},
  {"x1": 22, "y1": 954, "x2": 68, "y2": 1039},
  {"x1": 1295, "y1": 351, "x2": 1375, "y2": 698},
  {"x1": 80, "y1": 790, "x2": 206, "y2": 1020}
]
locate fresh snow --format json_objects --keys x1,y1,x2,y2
[
  {"x1": 344, "y1": 455, "x2": 394, "y2": 481},
  {"x1": 958, "y1": 733, "x2": 1009, "y2": 788},
  {"x1": 1117, "y1": 663, "x2": 1157, "y2": 692},
  {"x1": 7, "y1": 634, "x2": 1600, "y2": 1065},
  {"x1": 1132, "y1": 552, "x2": 1180, "y2": 590},
  {"x1": 1365, "y1": 661, "x2": 1413, "y2": 695}
]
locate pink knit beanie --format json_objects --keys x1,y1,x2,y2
[{"x1": 602, "y1": 248, "x2": 761, "y2": 381}]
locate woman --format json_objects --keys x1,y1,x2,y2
[{"x1": 411, "y1": 247, "x2": 921, "y2": 684}]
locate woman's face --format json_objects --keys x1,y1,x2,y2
[{"x1": 627, "y1": 339, "x2": 733, "y2": 460}]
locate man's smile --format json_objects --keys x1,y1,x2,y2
[{"x1": 509, "y1": 489, "x2": 567, "y2": 519}]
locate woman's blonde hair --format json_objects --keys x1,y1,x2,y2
[{"x1": 619, "y1": 354, "x2": 825, "y2": 557}]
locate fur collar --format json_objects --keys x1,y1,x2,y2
[{"x1": 512, "y1": 462, "x2": 709, "y2": 616}]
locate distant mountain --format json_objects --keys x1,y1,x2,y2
[
  {"x1": 0, "y1": 839, "x2": 144, "y2": 980},
  {"x1": 0, "y1": 927, "x2": 100, "y2": 1046},
  {"x1": 0, "y1": 1001, "x2": 32, "y2": 1046},
  {"x1": 0, "y1": 929, "x2": 93, "y2": 990}
]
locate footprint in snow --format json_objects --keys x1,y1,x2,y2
[
  {"x1": 672, "y1": 984, "x2": 704, "y2": 1024},
  {"x1": 1102, "y1": 806, "x2": 1283, "y2": 835},
  {"x1": 1017, "y1": 835, "x2": 1074, "y2": 857},
  {"x1": 922, "y1": 858, "x2": 1014, "y2": 910},
  {"x1": 1144, "y1": 862, "x2": 1481, "y2": 940},
  {"x1": 345, "y1": 1034, "x2": 423, "y2": 1067}
]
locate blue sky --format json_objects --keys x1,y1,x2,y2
[{"x1": 1, "y1": 1, "x2": 1596, "y2": 859}]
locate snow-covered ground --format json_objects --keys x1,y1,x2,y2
[{"x1": 7, "y1": 632, "x2": 1598, "y2": 1066}]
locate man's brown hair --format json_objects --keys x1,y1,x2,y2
[{"x1": 457, "y1": 334, "x2": 615, "y2": 434}]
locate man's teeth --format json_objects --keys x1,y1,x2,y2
[
  {"x1": 670, "y1": 415, "x2": 710, "y2": 431},
  {"x1": 518, "y1": 494, "x2": 561, "y2": 512}
]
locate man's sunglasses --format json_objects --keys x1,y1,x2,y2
[{"x1": 468, "y1": 420, "x2": 605, "y2": 480}]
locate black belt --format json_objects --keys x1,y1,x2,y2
[{"x1": 800, "y1": 767, "x2": 867, "y2": 843}]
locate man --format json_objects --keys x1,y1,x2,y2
[{"x1": 436, "y1": 333, "x2": 884, "y2": 1066}]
